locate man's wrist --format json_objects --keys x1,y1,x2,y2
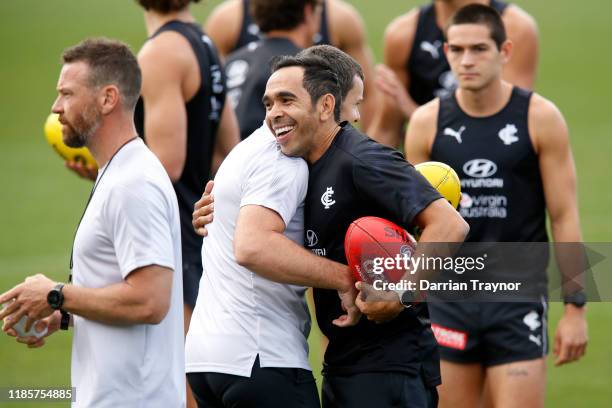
[
  {"x1": 564, "y1": 303, "x2": 587, "y2": 315},
  {"x1": 563, "y1": 291, "x2": 586, "y2": 308},
  {"x1": 339, "y1": 266, "x2": 355, "y2": 292},
  {"x1": 392, "y1": 287, "x2": 415, "y2": 308}
]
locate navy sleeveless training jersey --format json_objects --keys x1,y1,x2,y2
[
  {"x1": 234, "y1": 0, "x2": 331, "y2": 52},
  {"x1": 134, "y1": 21, "x2": 226, "y2": 265},
  {"x1": 431, "y1": 87, "x2": 547, "y2": 244},
  {"x1": 407, "y1": 0, "x2": 508, "y2": 105},
  {"x1": 305, "y1": 122, "x2": 442, "y2": 383},
  {"x1": 225, "y1": 37, "x2": 301, "y2": 140}
]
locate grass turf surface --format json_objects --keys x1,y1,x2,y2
[{"x1": 0, "y1": 1, "x2": 610, "y2": 406}]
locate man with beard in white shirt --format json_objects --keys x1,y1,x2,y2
[{"x1": 1, "y1": 38, "x2": 185, "y2": 407}]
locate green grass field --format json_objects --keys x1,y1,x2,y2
[{"x1": 0, "y1": 1, "x2": 610, "y2": 406}]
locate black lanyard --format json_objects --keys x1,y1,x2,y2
[{"x1": 68, "y1": 137, "x2": 138, "y2": 282}]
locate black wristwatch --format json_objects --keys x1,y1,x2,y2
[
  {"x1": 47, "y1": 283, "x2": 65, "y2": 310},
  {"x1": 393, "y1": 288, "x2": 417, "y2": 308},
  {"x1": 563, "y1": 291, "x2": 587, "y2": 308}
]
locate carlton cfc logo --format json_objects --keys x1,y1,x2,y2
[
  {"x1": 463, "y1": 159, "x2": 497, "y2": 178},
  {"x1": 321, "y1": 187, "x2": 336, "y2": 209}
]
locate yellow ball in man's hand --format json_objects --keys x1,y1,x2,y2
[{"x1": 44, "y1": 113, "x2": 97, "y2": 169}]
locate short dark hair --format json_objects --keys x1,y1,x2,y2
[
  {"x1": 250, "y1": 0, "x2": 318, "y2": 33},
  {"x1": 298, "y1": 45, "x2": 364, "y2": 100},
  {"x1": 446, "y1": 4, "x2": 507, "y2": 49},
  {"x1": 136, "y1": 0, "x2": 200, "y2": 13},
  {"x1": 271, "y1": 54, "x2": 342, "y2": 122},
  {"x1": 62, "y1": 38, "x2": 142, "y2": 111}
]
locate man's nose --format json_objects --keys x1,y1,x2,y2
[{"x1": 51, "y1": 97, "x2": 62, "y2": 114}]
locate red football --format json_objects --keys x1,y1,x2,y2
[{"x1": 344, "y1": 216, "x2": 417, "y2": 284}]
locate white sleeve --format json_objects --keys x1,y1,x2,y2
[
  {"x1": 102, "y1": 181, "x2": 176, "y2": 279},
  {"x1": 240, "y1": 153, "x2": 308, "y2": 228}
]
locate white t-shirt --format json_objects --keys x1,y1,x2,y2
[
  {"x1": 71, "y1": 138, "x2": 185, "y2": 408},
  {"x1": 185, "y1": 124, "x2": 310, "y2": 377}
]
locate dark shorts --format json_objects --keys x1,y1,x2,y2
[
  {"x1": 187, "y1": 356, "x2": 320, "y2": 408},
  {"x1": 183, "y1": 260, "x2": 203, "y2": 309},
  {"x1": 428, "y1": 299, "x2": 548, "y2": 367},
  {"x1": 322, "y1": 371, "x2": 438, "y2": 408}
]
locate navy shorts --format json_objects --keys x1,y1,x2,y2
[
  {"x1": 428, "y1": 299, "x2": 548, "y2": 366},
  {"x1": 187, "y1": 356, "x2": 319, "y2": 408},
  {"x1": 322, "y1": 371, "x2": 438, "y2": 408}
]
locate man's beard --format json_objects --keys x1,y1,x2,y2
[{"x1": 62, "y1": 104, "x2": 101, "y2": 148}]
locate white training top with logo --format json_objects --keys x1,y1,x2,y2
[
  {"x1": 185, "y1": 123, "x2": 311, "y2": 377},
  {"x1": 71, "y1": 138, "x2": 185, "y2": 408}
]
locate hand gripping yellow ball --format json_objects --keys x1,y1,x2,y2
[
  {"x1": 44, "y1": 113, "x2": 97, "y2": 169},
  {"x1": 415, "y1": 161, "x2": 461, "y2": 209}
]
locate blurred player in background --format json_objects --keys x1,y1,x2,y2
[
  {"x1": 369, "y1": 0, "x2": 538, "y2": 148},
  {"x1": 206, "y1": 0, "x2": 378, "y2": 127},
  {"x1": 223, "y1": 0, "x2": 322, "y2": 140},
  {"x1": 405, "y1": 5, "x2": 587, "y2": 407},
  {"x1": 1, "y1": 38, "x2": 185, "y2": 407},
  {"x1": 134, "y1": 0, "x2": 238, "y2": 329},
  {"x1": 134, "y1": 1, "x2": 240, "y2": 405}
]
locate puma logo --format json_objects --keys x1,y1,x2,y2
[
  {"x1": 420, "y1": 40, "x2": 441, "y2": 59},
  {"x1": 444, "y1": 126, "x2": 466, "y2": 144},
  {"x1": 529, "y1": 334, "x2": 542, "y2": 347}
]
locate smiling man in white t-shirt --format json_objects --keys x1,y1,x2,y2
[
  {"x1": 186, "y1": 121, "x2": 359, "y2": 407},
  {"x1": 0, "y1": 38, "x2": 185, "y2": 407},
  {"x1": 185, "y1": 48, "x2": 367, "y2": 407}
]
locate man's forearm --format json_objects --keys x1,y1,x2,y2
[
  {"x1": 235, "y1": 232, "x2": 353, "y2": 292},
  {"x1": 62, "y1": 283, "x2": 162, "y2": 326},
  {"x1": 403, "y1": 208, "x2": 469, "y2": 298},
  {"x1": 551, "y1": 216, "x2": 586, "y2": 298}
]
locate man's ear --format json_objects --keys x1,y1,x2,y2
[
  {"x1": 500, "y1": 39, "x2": 513, "y2": 65},
  {"x1": 99, "y1": 85, "x2": 120, "y2": 115},
  {"x1": 303, "y1": 1, "x2": 320, "y2": 31},
  {"x1": 318, "y1": 93, "x2": 336, "y2": 122}
]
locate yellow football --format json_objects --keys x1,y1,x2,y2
[
  {"x1": 415, "y1": 161, "x2": 461, "y2": 209},
  {"x1": 43, "y1": 113, "x2": 97, "y2": 168}
]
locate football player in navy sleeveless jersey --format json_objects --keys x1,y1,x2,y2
[
  {"x1": 135, "y1": 1, "x2": 241, "y2": 406},
  {"x1": 405, "y1": 5, "x2": 587, "y2": 408},
  {"x1": 205, "y1": 0, "x2": 378, "y2": 128},
  {"x1": 369, "y1": 0, "x2": 538, "y2": 149},
  {"x1": 223, "y1": 0, "x2": 323, "y2": 141}
]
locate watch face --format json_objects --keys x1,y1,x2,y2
[
  {"x1": 48, "y1": 291, "x2": 60, "y2": 307},
  {"x1": 401, "y1": 290, "x2": 415, "y2": 306}
]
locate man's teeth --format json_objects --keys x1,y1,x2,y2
[{"x1": 275, "y1": 126, "x2": 295, "y2": 136}]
